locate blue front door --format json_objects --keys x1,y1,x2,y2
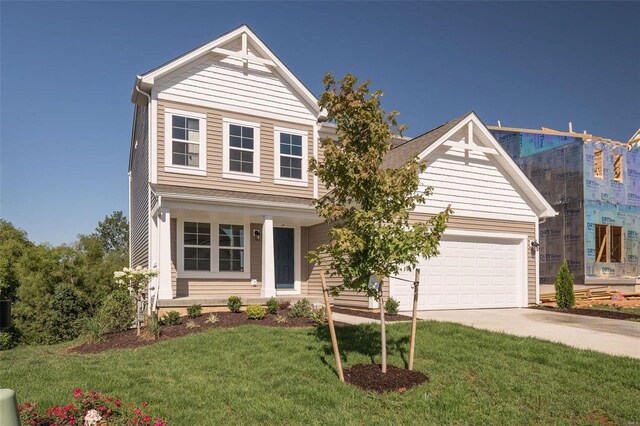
[{"x1": 274, "y1": 228, "x2": 294, "y2": 289}]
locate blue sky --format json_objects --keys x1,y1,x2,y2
[{"x1": 1, "y1": 1, "x2": 638, "y2": 245}]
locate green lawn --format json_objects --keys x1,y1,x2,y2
[
  {"x1": 2, "y1": 322, "x2": 639, "y2": 425},
  {"x1": 587, "y1": 304, "x2": 640, "y2": 315}
]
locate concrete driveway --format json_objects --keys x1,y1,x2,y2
[{"x1": 405, "y1": 308, "x2": 640, "y2": 359}]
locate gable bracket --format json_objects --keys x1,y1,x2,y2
[
  {"x1": 443, "y1": 140, "x2": 498, "y2": 155},
  {"x1": 211, "y1": 34, "x2": 278, "y2": 69}
]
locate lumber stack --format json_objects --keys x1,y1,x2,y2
[{"x1": 539, "y1": 287, "x2": 622, "y2": 303}]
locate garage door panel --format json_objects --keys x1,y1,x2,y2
[{"x1": 391, "y1": 236, "x2": 524, "y2": 310}]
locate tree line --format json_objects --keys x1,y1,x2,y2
[{"x1": 0, "y1": 212, "x2": 129, "y2": 346}]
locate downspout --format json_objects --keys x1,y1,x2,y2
[{"x1": 134, "y1": 79, "x2": 156, "y2": 313}]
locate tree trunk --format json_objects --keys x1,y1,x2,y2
[{"x1": 379, "y1": 286, "x2": 387, "y2": 373}]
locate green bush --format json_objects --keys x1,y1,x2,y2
[
  {"x1": 385, "y1": 297, "x2": 400, "y2": 315},
  {"x1": 83, "y1": 316, "x2": 106, "y2": 343},
  {"x1": 227, "y1": 296, "x2": 242, "y2": 313},
  {"x1": 555, "y1": 260, "x2": 575, "y2": 308},
  {"x1": 266, "y1": 297, "x2": 279, "y2": 314},
  {"x1": 279, "y1": 300, "x2": 291, "y2": 311},
  {"x1": 162, "y1": 310, "x2": 182, "y2": 326},
  {"x1": 246, "y1": 304, "x2": 266, "y2": 320},
  {"x1": 289, "y1": 298, "x2": 312, "y2": 318},
  {"x1": 97, "y1": 289, "x2": 134, "y2": 333},
  {"x1": 49, "y1": 283, "x2": 87, "y2": 342},
  {"x1": 187, "y1": 304, "x2": 202, "y2": 319},
  {"x1": 0, "y1": 330, "x2": 17, "y2": 350},
  {"x1": 309, "y1": 307, "x2": 327, "y2": 326},
  {"x1": 144, "y1": 314, "x2": 161, "y2": 340}
]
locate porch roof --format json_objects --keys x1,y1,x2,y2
[{"x1": 151, "y1": 183, "x2": 315, "y2": 208}]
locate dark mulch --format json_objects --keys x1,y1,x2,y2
[
  {"x1": 332, "y1": 307, "x2": 414, "y2": 322},
  {"x1": 69, "y1": 310, "x2": 347, "y2": 355},
  {"x1": 344, "y1": 364, "x2": 428, "y2": 393},
  {"x1": 532, "y1": 305, "x2": 640, "y2": 321}
]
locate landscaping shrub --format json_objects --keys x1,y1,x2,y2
[
  {"x1": 289, "y1": 298, "x2": 312, "y2": 318},
  {"x1": 555, "y1": 260, "x2": 575, "y2": 308},
  {"x1": 186, "y1": 320, "x2": 200, "y2": 329},
  {"x1": 227, "y1": 296, "x2": 242, "y2": 313},
  {"x1": 205, "y1": 313, "x2": 219, "y2": 325},
  {"x1": 49, "y1": 283, "x2": 88, "y2": 342},
  {"x1": 19, "y1": 389, "x2": 166, "y2": 426},
  {"x1": 143, "y1": 314, "x2": 161, "y2": 340},
  {"x1": 309, "y1": 307, "x2": 327, "y2": 326},
  {"x1": 83, "y1": 316, "x2": 107, "y2": 344},
  {"x1": 279, "y1": 300, "x2": 291, "y2": 310},
  {"x1": 385, "y1": 297, "x2": 400, "y2": 315},
  {"x1": 275, "y1": 315, "x2": 287, "y2": 324},
  {"x1": 97, "y1": 289, "x2": 134, "y2": 333},
  {"x1": 266, "y1": 297, "x2": 279, "y2": 314},
  {"x1": 0, "y1": 330, "x2": 17, "y2": 351},
  {"x1": 246, "y1": 304, "x2": 266, "y2": 320},
  {"x1": 187, "y1": 304, "x2": 202, "y2": 319},
  {"x1": 162, "y1": 311, "x2": 182, "y2": 326}
]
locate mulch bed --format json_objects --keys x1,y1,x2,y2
[
  {"x1": 532, "y1": 305, "x2": 640, "y2": 321},
  {"x1": 332, "y1": 307, "x2": 414, "y2": 322},
  {"x1": 344, "y1": 364, "x2": 428, "y2": 393},
  {"x1": 69, "y1": 310, "x2": 346, "y2": 355}
]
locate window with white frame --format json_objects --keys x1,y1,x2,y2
[
  {"x1": 165, "y1": 109, "x2": 206, "y2": 175},
  {"x1": 183, "y1": 222, "x2": 211, "y2": 271},
  {"x1": 275, "y1": 128, "x2": 307, "y2": 185},
  {"x1": 218, "y1": 224, "x2": 244, "y2": 272},
  {"x1": 223, "y1": 118, "x2": 260, "y2": 180}
]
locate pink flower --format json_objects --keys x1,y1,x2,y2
[
  {"x1": 73, "y1": 389, "x2": 83, "y2": 399},
  {"x1": 114, "y1": 400, "x2": 122, "y2": 407}
]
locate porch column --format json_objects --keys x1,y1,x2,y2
[
  {"x1": 262, "y1": 215, "x2": 276, "y2": 297},
  {"x1": 157, "y1": 208, "x2": 173, "y2": 300}
]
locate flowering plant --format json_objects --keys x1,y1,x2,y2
[
  {"x1": 18, "y1": 389, "x2": 166, "y2": 426},
  {"x1": 114, "y1": 266, "x2": 158, "y2": 336}
]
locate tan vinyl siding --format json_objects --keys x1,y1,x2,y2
[
  {"x1": 157, "y1": 100, "x2": 314, "y2": 199},
  {"x1": 130, "y1": 104, "x2": 149, "y2": 267},
  {"x1": 174, "y1": 279, "x2": 261, "y2": 298},
  {"x1": 410, "y1": 213, "x2": 537, "y2": 304},
  {"x1": 307, "y1": 222, "x2": 370, "y2": 308}
]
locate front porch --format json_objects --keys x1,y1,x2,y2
[{"x1": 148, "y1": 186, "x2": 326, "y2": 310}]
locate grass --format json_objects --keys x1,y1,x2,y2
[
  {"x1": 586, "y1": 304, "x2": 640, "y2": 315},
  {"x1": 1, "y1": 321, "x2": 639, "y2": 425}
]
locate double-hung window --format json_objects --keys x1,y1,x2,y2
[
  {"x1": 165, "y1": 109, "x2": 207, "y2": 176},
  {"x1": 183, "y1": 222, "x2": 211, "y2": 271},
  {"x1": 223, "y1": 118, "x2": 260, "y2": 181},
  {"x1": 180, "y1": 220, "x2": 248, "y2": 276},
  {"x1": 218, "y1": 225, "x2": 245, "y2": 272},
  {"x1": 274, "y1": 127, "x2": 308, "y2": 186}
]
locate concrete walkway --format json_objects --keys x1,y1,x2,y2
[{"x1": 406, "y1": 308, "x2": 640, "y2": 359}]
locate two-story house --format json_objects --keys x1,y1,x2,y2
[
  {"x1": 490, "y1": 125, "x2": 640, "y2": 291},
  {"x1": 129, "y1": 25, "x2": 555, "y2": 314}
]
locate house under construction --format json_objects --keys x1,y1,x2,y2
[{"x1": 489, "y1": 125, "x2": 640, "y2": 290}]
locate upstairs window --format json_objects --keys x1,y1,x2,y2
[
  {"x1": 164, "y1": 109, "x2": 207, "y2": 176},
  {"x1": 593, "y1": 149, "x2": 603, "y2": 179},
  {"x1": 274, "y1": 127, "x2": 308, "y2": 186},
  {"x1": 223, "y1": 118, "x2": 260, "y2": 181},
  {"x1": 614, "y1": 154, "x2": 623, "y2": 182}
]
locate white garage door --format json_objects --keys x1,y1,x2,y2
[{"x1": 390, "y1": 236, "x2": 525, "y2": 310}]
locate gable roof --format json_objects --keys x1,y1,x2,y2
[
  {"x1": 132, "y1": 24, "x2": 320, "y2": 116},
  {"x1": 382, "y1": 112, "x2": 557, "y2": 219},
  {"x1": 382, "y1": 112, "x2": 470, "y2": 169}
]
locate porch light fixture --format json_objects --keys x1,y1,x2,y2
[
  {"x1": 253, "y1": 229, "x2": 261, "y2": 240},
  {"x1": 530, "y1": 240, "x2": 540, "y2": 251}
]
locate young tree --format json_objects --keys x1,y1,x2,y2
[
  {"x1": 309, "y1": 74, "x2": 451, "y2": 373},
  {"x1": 555, "y1": 260, "x2": 575, "y2": 308}
]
